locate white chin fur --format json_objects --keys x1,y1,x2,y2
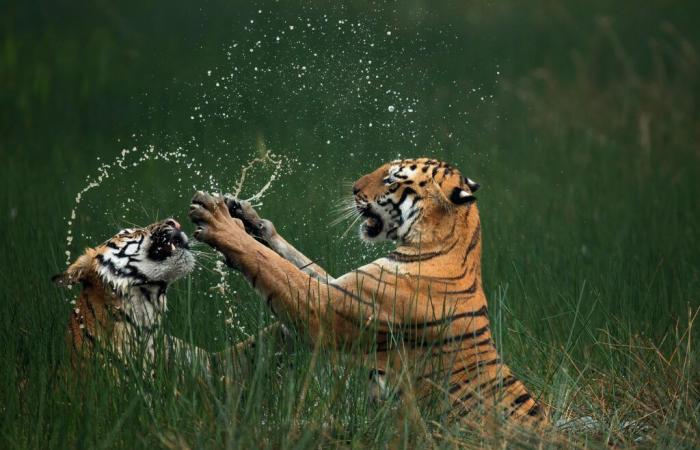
[{"x1": 134, "y1": 248, "x2": 195, "y2": 283}]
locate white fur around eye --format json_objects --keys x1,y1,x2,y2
[{"x1": 121, "y1": 241, "x2": 141, "y2": 256}]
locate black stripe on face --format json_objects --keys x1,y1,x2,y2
[
  {"x1": 96, "y1": 254, "x2": 148, "y2": 284},
  {"x1": 377, "y1": 186, "x2": 419, "y2": 211},
  {"x1": 115, "y1": 236, "x2": 145, "y2": 258}
]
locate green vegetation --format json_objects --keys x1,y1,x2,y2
[{"x1": 1, "y1": 1, "x2": 698, "y2": 448}]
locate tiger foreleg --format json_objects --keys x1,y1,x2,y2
[
  {"x1": 224, "y1": 196, "x2": 333, "y2": 281},
  {"x1": 189, "y1": 191, "x2": 384, "y2": 345}
]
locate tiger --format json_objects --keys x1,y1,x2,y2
[
  {"x1": 53, "y1": 218, "x2": 203, "y2": 371},
  {"x1": 188, "y1": 157, "x2": 547, "y2": 426}
]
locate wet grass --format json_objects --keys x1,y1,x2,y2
[{"x1": 1, "y1": 1, "x2": 699, "y2": 448}]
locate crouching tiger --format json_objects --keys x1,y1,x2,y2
[{"x1": 188, "y1": 158, "x2": 547, "y2": 426}]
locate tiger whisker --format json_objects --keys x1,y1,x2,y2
[
  {"x1": 330, "y1": 206, "x2": 357, "y2": 219},
  {"x1": 330, "y1": 209, "x2": 360, "y2": 227},
  {"x1": 340, "y1": 213, "x2": 363, "y2": 239},
  {"x1": 331, "y1": 198, "x2": 360, "y2": 215}
]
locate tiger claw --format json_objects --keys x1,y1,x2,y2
[
  {"x1": 223, "y1": 195, "x2": 274, "y2": 243},
  {"x1": 191, "y1": 191, "x2": 219, "y2": 211},
  {"x1": 188, "y1": 202, "x2": 212, "y2": 227}
]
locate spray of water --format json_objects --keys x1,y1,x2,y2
[
  {"x1": 63, "y1": 144, "x2": 291, "y2": 336},
  {"x1": 64, "y1": 145, "x2": 205, "y2": 267}
]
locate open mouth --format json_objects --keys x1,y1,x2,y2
[
  {"x1": 148, "y1": 220, "x2": 190, "y2": 261},
  {"x1": 358, "y1": 206, "x2": 384, "y2": 238},
  {"x1": 168, "y1": 229, "x2": 189, "y2": 250}
]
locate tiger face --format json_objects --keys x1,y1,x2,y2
[
  {"x1": 352, "y1": 158, "x2": 480, "y2": 244},
  {"x1": 57, "y1": 218, "x2": 195, "y2": 292}
]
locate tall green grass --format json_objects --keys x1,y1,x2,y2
[{"x1": 1, "y1": 1, "x2": 699, "y2": 448}]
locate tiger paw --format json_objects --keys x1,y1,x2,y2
[
  {"x1": 223, "y1": 195, "x2": 277, "y2": 246},
  {"x1": 189, "y1": 191, "x2": 245, "y2": 248}
]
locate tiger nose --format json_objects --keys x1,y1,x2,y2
[
  {"x1": 352, "y1": 174, "x2": 370, "y2": 195},
  {"x1": 164, "y1": 218, "x2": 181, "y2": 230}
]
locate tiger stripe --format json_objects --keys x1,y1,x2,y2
[
  {"x1": 191, "y1": 157, "x2": 547, "y2": 427},
  {"x1": 57, "y1": 220, "x2": 203, "y2": 372}
]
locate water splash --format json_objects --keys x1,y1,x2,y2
[
  {"x1": 63, "y1": 144, "x2": 292, "y2": 336},
  {"x1": 232, "y1": 149, "x2": 284, "y2": 204},
  {"x1": 64, "y1": 145, "x2": 205, "y2": 267}
]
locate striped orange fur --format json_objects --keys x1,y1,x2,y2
[{"x1": 190, "y1": 158, "x2": 547, "y2": 426}]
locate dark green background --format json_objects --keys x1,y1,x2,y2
[{"x1": 2, "y1": 1, "x2": 698, "y2": 448}]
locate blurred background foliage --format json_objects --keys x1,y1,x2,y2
[{"x1": 1, "y1": 1, "x2": 699, "y2": 448}]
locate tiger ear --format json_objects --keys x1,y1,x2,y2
[
  {"x1": 52, "y1": 251, "x2": 96, "y2": 288},
  {"x1": 433, "y1": 168, "x2": 479, "y2": 206},
  {"x1": 449, "y1": 187, "x2": 476, "y2": 205},
  {"x1": 465, "y1": 177, "x2": 480, "y2": 193}
]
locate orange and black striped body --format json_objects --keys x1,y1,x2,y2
[
  {"x1": 338, "y1": 201, "x2": 545, "y2": 423},
  {"x1": 190, "y1": 158, "x2": 547, "y2": 426}
]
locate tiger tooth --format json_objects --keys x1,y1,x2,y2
[{"x1": 170, "y1": 243, "x2": 176, "y2": 251}]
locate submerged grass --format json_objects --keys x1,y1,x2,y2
[{"x1": 1, "y1": 0, "x2": 699, "y2": 448}]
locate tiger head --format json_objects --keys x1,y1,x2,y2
[
  {"x1": 54, "y1": 218, "x2": 195, "y2": 293},
  {"x1": 352, "y1": 158, "x2": 480, "y2": 244}
]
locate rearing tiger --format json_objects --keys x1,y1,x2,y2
[{"x1": 189, "y1": 158, "x2": 547, "y2": 425}]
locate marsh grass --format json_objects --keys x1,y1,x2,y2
[{"x1": 1, "y1": 1, "x2": 699, "y2": 448}]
